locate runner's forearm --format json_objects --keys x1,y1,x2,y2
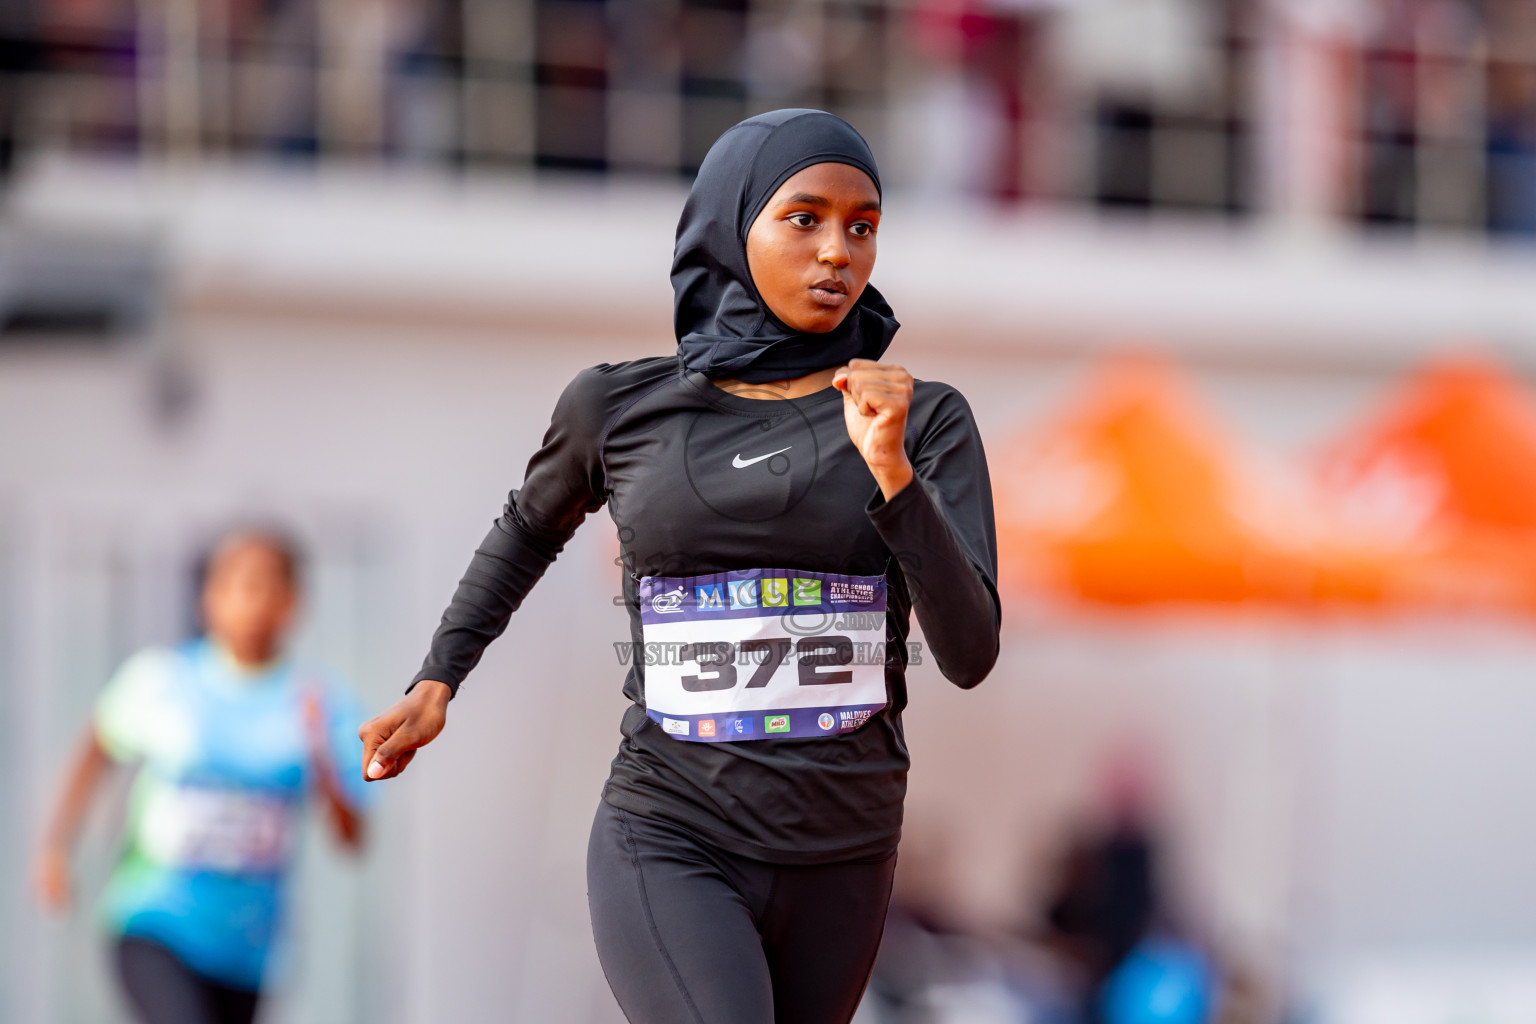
[
  {"x1": 410, "y1": 367, "x2": 617, "y2": 697},
  {"x1": 312, "y1": 757, "x2": 364, "y2": 849},
  {"x1": 868, "y1": 479, "x2": 999, "y2": 688},
  {"x1": 40, "y1": 729, "x2": 112, "y2": 851},
  {"x1": 410, "y1": 502, "x2": 569, "y2": 696}
]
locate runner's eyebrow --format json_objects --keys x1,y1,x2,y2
[{"x1": 778, "y1": 192, "x2": 881, "y2": 213}]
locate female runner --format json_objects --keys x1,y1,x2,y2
[
  {"x1": 360, "y1": 108, "x2": 1000, "y2": 1023},
  {"x1": 35, "y1": 528, "x2": 371, "y2": 1024}
]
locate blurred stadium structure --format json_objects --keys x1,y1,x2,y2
[
  {"x1": 3, "y1": 2, "x2": 1536, "y2": 1023},
  {"x1": 4, "y1": 0, "x2": 1536, "y2": 232}
]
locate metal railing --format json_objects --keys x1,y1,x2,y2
[{"x1": 2, "y1": 0, "x2": 1533, "y2": 237}]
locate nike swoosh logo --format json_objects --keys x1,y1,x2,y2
[{"x1": 732, "y1": 446, "x2": 792, "y2": 469}]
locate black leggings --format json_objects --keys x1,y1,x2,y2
[
  {"x1": 115, "y1": 937, "x2": 261, "y2": 1024},
  {"x1": 587, "y1": 800, "x2": 897, "y2": 1024}
]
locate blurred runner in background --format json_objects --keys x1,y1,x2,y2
[{"x1": 33, "y1": 527, "x2": 372, "y2": 1024}]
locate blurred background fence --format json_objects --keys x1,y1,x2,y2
[
  {"x1": 3, "y1": 2, "x2": 1536, "y2": 1024},
  {"x1": 5, "y1": 0, "x2": 1536, "y2": 233}
]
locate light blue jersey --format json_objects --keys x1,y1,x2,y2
[{"x1": 94, "y1": 638, "x2": 371, "y2": 990}]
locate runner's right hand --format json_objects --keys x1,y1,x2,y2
[{"x1": 359, "y1": 680, "x2": 451, "y2": 781}]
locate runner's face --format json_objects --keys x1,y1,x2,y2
[
  {"x1": 203, "y1": 539, "x2": 297, "y2": 666},
  {"x1": 745, "y1": 162, "x2": 879, "y2": 335}
]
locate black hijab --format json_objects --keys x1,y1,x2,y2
[{"x1": 671, "y1": 108, "x2": 900, "y2": 384}]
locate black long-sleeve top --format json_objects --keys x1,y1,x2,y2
[{"x1": 413, "y1": 356, "x2": 1000, "y2": 863}]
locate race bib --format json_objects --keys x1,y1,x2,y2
[
  {"x1": 637, "y1": 568, "x2": 888, "y2": 742},
  {"x1": 138, "y1": 784, "x2": 294, "y2": 873}
]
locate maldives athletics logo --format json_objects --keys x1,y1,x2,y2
[{"x1": 817, "y1": 713, "x2": 836, "y2": 731}]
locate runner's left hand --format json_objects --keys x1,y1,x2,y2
[{"x1": 834, "y1": 359, "x2": 914, "y2": 500}]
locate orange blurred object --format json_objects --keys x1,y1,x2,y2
[
  {"x1": 1316, "y1": 358, "x2": 1536, "y2": 612},
  {"x1": 994, "y1": 356, "x2": 1310, "y2": 606},
  {"x1": 994, "y1": 354, "x2": 1536, "y2": 614}
]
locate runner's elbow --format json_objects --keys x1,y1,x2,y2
[{"x1": 937, "y1": 637, "x2": 998, "y2": 690}]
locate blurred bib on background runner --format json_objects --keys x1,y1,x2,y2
[
  {"x1": 637, "y1": 568, "x2": 888, "y2": 742},
  {"x1": 138, "y1": 783, "x2": 294, "y2": 873}
]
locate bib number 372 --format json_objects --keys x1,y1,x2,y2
[{"x1": 680, "y1": 636, "x2": 853, "y2": 691}]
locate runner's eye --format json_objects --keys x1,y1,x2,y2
[
  {"x1": 850, "y1": 221, "x2": 875, "y2": 238},
  {"x1": 787, "y1": 213, "x2": 816, "y2": 228}
]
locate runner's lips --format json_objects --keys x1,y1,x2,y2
[{"x1": 809, "y1": 279, "x2": 848, "y2": 307}]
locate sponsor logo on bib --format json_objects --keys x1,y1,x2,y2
[
  {"x1": 840, "y1": 708, "x2": 875, "y2": 729},
  {"x1": 698, "y1": 719, "x2": 717, "y2": 738},
  {"x1": 662, "y1": 717, "x2": 690, "y2": 736},
  {"x1": 792, "y1": 578, "x2": 821, "y2": 605},
  {"x1": 728, "y1": 580, "x2": 759, "y2": 609},
  {"x1": 818, "y1": 713, "x2": 836, "y2": 731},
  {"x1": 725, "y1": 717, "x2": 754, "y2": 736},
  {"x1": 765, "y1": 715, "x2": 791, "y2": 733},
  {"x1": 762, "y1": 578, "x2": 789, "y2": 607},
  {"x1": 828, "y1": 580, "x2": 877, "y2": 604},
  {"x1": 651, "y1": 587, "x2": 685, "y2": 614},
  {"x1": 696, "y1": 584, "x2": 726, "y2": 611}
]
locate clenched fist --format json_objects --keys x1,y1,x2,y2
[{"x1": 833, "y1": 358, "x2": 914, "y2": 500}]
